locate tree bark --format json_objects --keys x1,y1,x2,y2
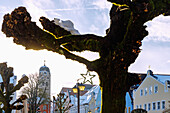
[
  {"x1": 4, "y1": 103, "x2": 12, "y2": 113},
  {"x1": 96, "y1": 61, "x2": 128, "y2": 113}
]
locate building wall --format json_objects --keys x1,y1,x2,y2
[
  {"x1": 125, "y1": 92, "x2": 133, "y2": 113},
  {"x1": 134, "y1": 76, "x2": 170, "y2": 113},
  {"x1": 39, "y1": 70, "x2": 51, "y2": 98},
  {"x1": 39, "y1": 104, "x2": 51, "y2": 113}
]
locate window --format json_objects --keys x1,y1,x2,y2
[
  {"x1": 149, "y1": 86, "x2": 152, "y2": 95},
  {"x1": 136, "y1": 105, "x2": 138, "y2": 109},
  {"x1": 144, "y1": 104, "x2": 147, "y2": 110},
  {"x1": 154, "y1": 85, "x2": 158, "y2": 93},
  {"x1": 42, "y1": 82, "x2": 44, "y2": 86},
  {"x1": 43, "y1": 105, "x2": 46, "y2": 110},
  {"x1": 162, "y1": 101, "x2": 165, "y2": 109},
  {"x1": 140, "y1": 89, "x2": 143, "y2": 96},
  {"x1": 148, "y1": 103, "x2": 151, "y2": 111},
  {"x1": 153, "y1": 102, "x2": 156, "y2": 110},
  {"x1": 144, "y1": 88, "x2": 147, "y2": 95},
  {"x1": 139, "y1": 105, "x2": 142, "y2": 109},
  {"x1": 157, "y1": 102, "x2": 160, "y2": 110},
  {"x1": 46, "y1": 82, "x2": 48, "y2": 86}
]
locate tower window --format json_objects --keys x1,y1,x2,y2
[
  {"x1": 43, "y1": 105, "x2": 46, "y2": 110},
  {"x1": 46, "y1": 82, "x2": 48, "y2": 86}
]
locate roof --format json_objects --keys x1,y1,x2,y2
[
  {"x1": 53, "y1": 18, "x2": 80, "y2": 35},
  {"x1": 59, "y1": 84, "x2": 95, "y2": 97},
  {"x1": 80, "y1": 85, "x2": 100, "y2": 105},
  {"x1": 152, "y1": 74, "x2": 170, "y2": 84},
  {"x1": 134, "y1": 70, "x2": 170, "y2": 92},
  {"x1": 39, "y1": 65, "x2": 50, "y2": 72}
]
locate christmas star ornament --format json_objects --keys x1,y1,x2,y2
[{"x1": 81, "y1": 70, "x2": 96, "y2": 84}]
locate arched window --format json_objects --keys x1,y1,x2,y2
[{"x1": 43, "y1": 105, "x2": 46, "y2": 110}]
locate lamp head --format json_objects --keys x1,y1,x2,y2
[
  {"x1": 72, "y1": 85, "x2": 78, "y2": 93},
  {"x1": 78, "y1": 83, "x2": 85, "y2": 91}
]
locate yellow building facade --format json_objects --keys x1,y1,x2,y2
[{"x1": 133, "y1": 70, "x2": 170, "y2": 113}]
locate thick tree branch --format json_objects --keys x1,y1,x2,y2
[
  {"x1": 10, "y1": 76, "x2": 28, "y2": 94},
  {"x1": 55, "y1": 47, "x2": 97, "y2": 71},
  {"x1": 1, "y1": 7, "x2": 101, "y2": 71},
  {"x1": 39, "y1": 17, "x2": 104, "y2": 52},
  {"x1": 39, "y1": 17, "x2": 71, "y2": 37},
  {"x1": 107, "y1": 0, "x2": 131, "y2": 5},
  {"x1": 56, "y1": 34, "x2": 104, "y2": 52}
]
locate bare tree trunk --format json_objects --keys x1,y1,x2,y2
[
  {"x1": 98, "y1": 65, "x2": 128, "y2": 113},
  {"x1": 4, "y1": 103, "x2": 12, "y2": 113}
]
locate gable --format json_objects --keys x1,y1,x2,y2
[{"x1": 134, "y1": 75, "x2": 164, "y2": 98}]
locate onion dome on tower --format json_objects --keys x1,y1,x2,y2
[{"x1": 39, "y1": 60, "x2": 50, "y2": 74}]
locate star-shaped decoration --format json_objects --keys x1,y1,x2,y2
[{"x1": 81, "y1": 70, "x2": 96, "y2": 84}]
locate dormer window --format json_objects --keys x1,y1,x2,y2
[{"x1": 165, "y1": 80, "x2": 170, "y2": 92}]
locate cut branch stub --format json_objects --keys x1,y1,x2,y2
[{"x1": 2, "y1": 7, "x2": 57, "y2": 50}]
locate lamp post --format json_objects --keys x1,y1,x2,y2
[
  {"x1": 72, "y1": 83, "x2": 85, "y2": 113},
  {"x1": 88, "y1": 110, "x2": 92, "y2": 113}
]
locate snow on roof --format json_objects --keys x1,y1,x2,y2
[
  {"x1": 154, "y1": 74, "x2": 170, "y2": 84},
  {"x1": 80, "y1": 85, "x2": 100, "y2": 105},
  {"x1": 53, "y1": 18, "x2": 80, "y2": 35}
]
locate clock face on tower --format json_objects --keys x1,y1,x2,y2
[{"x1": 44, "y1": 71, "x2": 47, "y2": 75}]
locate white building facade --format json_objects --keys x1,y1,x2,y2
[{"x1": 133, "y1": 70, "x2": 170, "y2": 113}]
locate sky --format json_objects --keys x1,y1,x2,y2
[{"x1": 0, "y1": 0, "x2": 170, "y2": 97}]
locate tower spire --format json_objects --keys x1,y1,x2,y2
[{"x1": 148, "y1": 65, "x2": 151, "y2": 70}]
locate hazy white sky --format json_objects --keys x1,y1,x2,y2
[{"x1": 0, "y1": 0, "x2": 170, "y2": 96}]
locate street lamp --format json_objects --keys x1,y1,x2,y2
[{"x1": 72, "y1": 83, "x2": 85, "y2": 113}]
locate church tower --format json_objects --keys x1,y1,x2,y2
[{"x1": 39, "y1": 60, "x2": 51, "y2": 113}]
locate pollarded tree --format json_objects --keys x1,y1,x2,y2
[
  {"x1": 0, "y1": 62, "x2": 28, "y2": 113},
  {"x1": 1, "y1": 0, "x2": 170, "y2": 112},
  {"x1": 21, "y1": 73, "x2": 50, "y2": 113}
]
